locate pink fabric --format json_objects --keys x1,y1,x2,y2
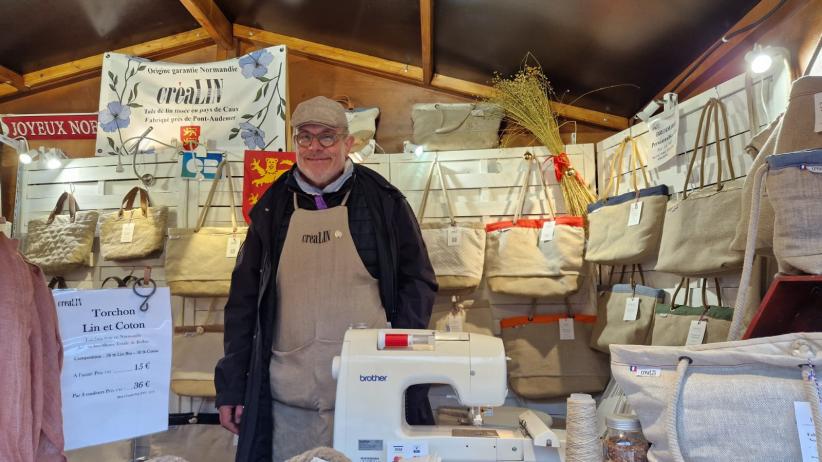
[{"x1": 0, "y1": 234, "x2": 65, "y2": 461}]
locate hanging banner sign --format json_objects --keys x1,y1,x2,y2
[
  {"x1": 243, "y1": 150, "x2": 295, "y2": 223},
  {"x1": 55, "y1": 288, "x2": 172, "y2": 450},
  {"x1": 94, "y1": 47, "x2": 288, "y2": 157},
  {"x1": 0, "y1": 113, "x2": 98, "y2": 140},
  {"x1": 647, "y1": 94, "x2": 680, "y2": 169}
]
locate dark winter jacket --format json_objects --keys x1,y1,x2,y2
[{"x1": 214, "y1": 164, "x2": 438, "y2": 461}]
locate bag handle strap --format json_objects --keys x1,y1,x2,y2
[
  {"x1": 48, "y1": 276, "x2": 67, "y2": 289},
  {"x1": 333, "y1": 95, "x2": 354, "y2": 110},
  {"x1": 433, "y1": 103, "x2": 475, "y2": 135},
  {"x1": 601, "y1": 139, "x2": 628, "y2": 200},
  {"x1": 727, "y1": 163, "x2": 767, "y2": 340},
  {"x1": 195, "y1": 158, "x2": 238, "y2": 233},
  {"x1": 119, "y1": 187, "x2": 151, "y2": 218},
  {"x1": 513, "y1": 155, "x2": 556, "y2": 223},
  {"x1": 670, "y1": 278, "x2": 691, "y2": 311},
  {"x1": 628, "y1": 137, "x2": 651, "y2": 196},
  {"x1": 416, "y1": 160, "x2": 456, "y2": 225},
  {"x1": 683, "y1": 98, "x2": 737, "y2": 198},
  {"x1": 47, "y1": 192, "x2": 79, "y2": 224}
]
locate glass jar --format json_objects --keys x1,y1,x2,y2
[{"x1": 603, "y1": 414, "x2": 649, "y2": 462}]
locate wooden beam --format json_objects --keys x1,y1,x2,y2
[
  {"x1": 234, "y1": 24, "x2": 424, "y2": 82},
  {"x1": 0, "y1": 65, "x2": 27, "y2": 91},
  {"x1": 655, "y1": 0, "x2": 794, "y2": 98},
  {"x1": 235, "y1": 25, "x2": 628, "y2": 130},
  {"x1": 179, "y1": 0, "x2": 234, "y2": 50},
  {"x1": 15, "y1": 28, "x2": 212, "y2": 93},
  {"x1": 420, "y1": 0, "x2": 434, "y2": 85},
  {"x1": 431, "y1": 74, "x2": 630, "y2": 130}
]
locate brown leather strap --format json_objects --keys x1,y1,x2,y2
[
  {"x1": 48, "y1": 276, "x2": 67, "y2": 289},
  {"x1": 333, "y1": 95, "x2": 354, "y2": 110},
  {"x1": 119, "y1": 187, "x2": 151, "y2": 218},
  {"x1": 683, "y1": 98, "x2": 737, "y2": 198},
  {"x1": 47, "y1": 192, "x2": 79, "y2": 224}
]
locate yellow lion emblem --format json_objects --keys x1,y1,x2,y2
[{"x1": 250, "y1": 157, "x2": 293, "y2": 187}]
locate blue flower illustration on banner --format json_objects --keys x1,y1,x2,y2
[
  {"x1": 239, "y1": 50, "x2": 274, "y2": 79},
  {"x1": 239, "y1": 122, "x2": 266, "y2": 149},
  {"x1": 230, "y1": 49, "x2": 285, "y2": 150},
  {"x1": 99, "y1": 101, "x2": 132, "y2": 132},
  {"x1": 101, "y1": 56, "x2": 146, "y2": 156}
]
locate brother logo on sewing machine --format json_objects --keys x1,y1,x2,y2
[{"x1": 359, "y1": 374, "x2": 388, "y2": 382}]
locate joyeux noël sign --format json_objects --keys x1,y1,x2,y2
[
  {"x1": 94, "y1": 47, "x2": 287, "y2": 157},
  {"x1": 0, "y1": 114, "x2": 98, "y2": 140}
]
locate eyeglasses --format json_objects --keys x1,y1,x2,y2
[{"x1": 294, "y1": 131, "x2": 346, "y2": 148}]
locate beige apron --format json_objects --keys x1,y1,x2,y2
[{"x1": 270, "y1": 192, "x2": 387, "y2": 461}]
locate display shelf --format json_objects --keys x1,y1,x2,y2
[{"x1": 743, "y1": 275, "x2": 822, "y2": 339}]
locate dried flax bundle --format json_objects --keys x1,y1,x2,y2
[{"x1": 488, "y1": 65, "x2": 596, "y2": 217}]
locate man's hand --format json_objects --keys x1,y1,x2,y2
[{"x1": 219, "y1": 404, "x2": 244, "y2": 434}]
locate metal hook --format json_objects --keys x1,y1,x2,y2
[{"x1": 133, "y1": 278, "x2": 156, "y2": 312}]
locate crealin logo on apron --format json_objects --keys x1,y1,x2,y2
[{"x1": 302, "y1": 230, "x2": 331, "y2": 244}]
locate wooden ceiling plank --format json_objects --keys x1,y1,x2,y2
[
  {"x1": 22, "y1": 28, "x2": 213, "y2": 89},
  {"x1": 234, "y1": 24, "x2": 424, "y2": 82},
  {"x1": 0, "y1": 65, "x2": 27, "y2": 91},
  {"x1": 655, "y1": 0, "x2": 792, "y2": 98},
  {"x1": 431, "y1": 74, "x2": 629, "y2": 130},
  {"x1": 420, "y1": 0, "x2": 434, "y2": 85},
  {"x1": 179, "y1": 0, "x2": 234, "y2": 50}
]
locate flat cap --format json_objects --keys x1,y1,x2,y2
[{"x1": 291, "y1": 96, "x2": 348, "y2": 131}]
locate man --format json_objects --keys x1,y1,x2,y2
[{"x1": 215, "y1": 96, "x2": 438, "y2": 461}]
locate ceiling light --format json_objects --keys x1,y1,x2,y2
[
  {"x1": 750, "y1": 53, "x2": 773, "y2": 74},
  {"x1": 18, "y1": 151, "x2": 33, "y2": 164},
  {"x1": 745, "y1": 45, "x2": 789, "y2": 75}
]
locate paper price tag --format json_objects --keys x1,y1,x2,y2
[
  {"x1": 446, "y1": 310, "x2": 465, "y2": 332},
  {"x1": 120, "y1": 222, "x2": 135, "y2": 243},
  {"x1": 627, "y1": 201, "x2": 643, "y2": 227},
  {"x1": 497, "y1": 228, "x2": 510, "y2": 253},
  {"x1": 685, "y1": 320, "x2": 707, "y2": 345},
  {"x1": 559, "y1": 318, "x2": 575, "y2": 340},
  {"x1": 623, "y1": 297, "x2": 640, "y2": 321},
  {"x1": 447, "y1": 226, "x2": 461, "y2": 247},
  {"x1": 540, "y1": 221, "x2": 556, "y2": 242},
  {"x1": 794, "y1": 401, "x2": 820, "y2": 462},
  {"x1": 814, "y1": 93, "x2": 822, "y2": 133},
  {"x1": 226, "y1": 236, "x2": 241, "y2": 258}
]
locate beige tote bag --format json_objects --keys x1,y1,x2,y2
[
  {"x1": 586, "y1": 137, "x2": 669, "y2": 265},
  {"x1": 501, "y1": 313, "x2": 610, "y2": 399},
  {"x1": 611, "y1": 332, "x2": 822, "y2": 462},
  {"x1": 590, "y1": 266, "x2": 665, "y2": 354},
  {"x1": 485, "y1": 155, "x2": 585, "y2": 298},
  {"x1": 171, "y1": 301, "x2": 223, "y2": 397},
  {"x1": 99, "y1": 186, "x2": 168, "y2": 261},
  {"x1": 417, "y1": 160, "x2": 486, "y2": 291},
  {"x1": 655, "y1": 98, "x2": 743, "y2": 276},
  {"x1": 651, "y1": 278, "x2": 733, "y2": 346},
  {"x1": 166, "y1": 160, "x2": 247, "y2": 296},
  {"x1": 428, "y1": 298, "x2": 495, "y2": 336},
  {"x1": 411, "y1": 102, "x2": 503, "y2": 151},
  {"x1": 25, "y1": 192, "x2": 98, "y2": 275}
]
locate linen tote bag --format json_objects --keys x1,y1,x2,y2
[
  {"x1": 501, "y1": 311, "x2": 610, "y2": 399},
  {"x1": 166, "y1": 159, "x2": 247, "y2": 296},
  {"x1": 336, "y1": 96, "x2": 380, "y2": 153},
  {"x1": 417, "y1": 160, "x2": 486, "y2": 291},
  {"x1": 428, "y1": 298, "x2": 495, "y2": 336},
  {"x1": 590, "y1": 265, "x2": 664, "y2": 354},
  {"x1": 651, "y1": 278, "x2": 733, "y2": 346},
  {"x1": 611, "y1": 332, "x2": 822, "y2": 462},
  {"x1": 99, "y1": 186, "x2": 168, "y2": 260},
  {"x1": 585, "y1": 137, "x2": 668, "y2": 264},
  {"x1": 729, "y1": 149, "x2": 822, "y2": 340},
  {"x1": 145, "y1": 413, "x2": 236, "y2": 461},
  {"x1": 412, "y1": 102, "x2": 503, "y2": 151},
  {"x1": 25, "y1": 192, "x2": 98, "y2": 275},
  {"x1": 171, "y1": 301, "x2": 224, "y2": 397},
  {"x1": 485, "y1": 155, "x2": 585, "y2": 298},
  {"x1": 655, "y1": 98, "x2": 744, "y2": 276}
]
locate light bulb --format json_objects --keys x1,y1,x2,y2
[
  {"x1": 18, "y1": 152, "x2": 33, "y2": 164},
  {"x1": 46, "y1": 156, "x2": 61, "y2": 169},
  {"x1": 750, "y1": 53, "x2": 773, "y2": 74},
  {"x1": 414, "y1": 145, "x2": 424, "y2": 156}
]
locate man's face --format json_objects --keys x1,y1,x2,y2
[{"x1": 294, "y1": 124, "x2": 354, "y2": 189}]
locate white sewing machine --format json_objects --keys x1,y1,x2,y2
[{"x1": 332, "y1": 329, "x2": 561, "y2": 462}]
